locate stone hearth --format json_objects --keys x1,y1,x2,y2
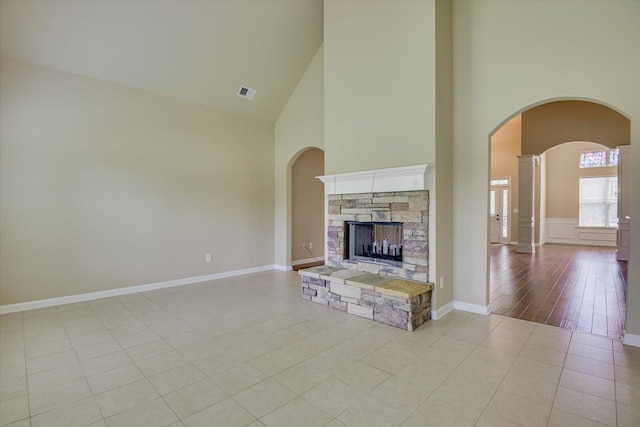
[{"x1": 300, "y1": 265, "x2": 433, "y2": 331}]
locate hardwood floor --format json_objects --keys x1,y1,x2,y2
[{"x1": 489, "y1": 244, "x2": 627, "y2": 338}]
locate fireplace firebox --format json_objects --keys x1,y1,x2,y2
[{"x1": 347, "y1": 222, "x2": 403, "y2": 267}]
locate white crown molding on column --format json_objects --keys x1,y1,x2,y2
[{"x1": 317, "y1": 164, "x2": 430, "y2": 195}]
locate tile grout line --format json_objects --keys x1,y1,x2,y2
[
  {"x1": 544, "y1": 329, "x2": 572, "y2": 427},
  {"x1": 5, "y1": 273, "x2": 636, "y2": 427},
  {"x1": 473, "y1": 320, "x2": 531, "y2": 426}
]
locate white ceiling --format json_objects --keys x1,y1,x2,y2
[{"x1": 0, "y1": 0, "x2": 323, "y2": 123}]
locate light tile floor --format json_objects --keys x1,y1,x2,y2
[{"x1": 1, "y1": 270, "x2": 639, "y2": 427}]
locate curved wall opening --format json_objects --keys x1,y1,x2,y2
[
  {"x1": 290, "y1": 147, "x2": 325, "y2": 268},
  {"x1": 488, "y1": 99, "x2": 630, "y2": 337}
]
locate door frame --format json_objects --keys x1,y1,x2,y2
[{"x1": 490, "y1": 177, "x2": 511, "y2": 244}]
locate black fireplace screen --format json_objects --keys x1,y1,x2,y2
[{"x1": 347, "y1": 222, "x2": 403, "y2": 267}]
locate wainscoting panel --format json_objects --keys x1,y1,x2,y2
[{"x1": 545, "y1": 218, "x2": 616, "y2": 247}]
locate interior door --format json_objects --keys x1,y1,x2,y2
[
  {"x1": 489, "y1": 189, "x2": 501, "y2": 243},
  {"x1": 490, "y1": 183, "x2": 510, "y2": 244}
]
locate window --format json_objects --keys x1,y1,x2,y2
[
  {"x1": 609, "y1": 149, "x2": 619, "y2": 166},
  {"x1": 579, "y1": 176, "x2": 618, "y2": 227},
  {"x1": 502, "y1": 189, "x2": 509, "y2": 239},
  {"x1": 580, "y1": 149, "x2": 619, "y2": 168}
]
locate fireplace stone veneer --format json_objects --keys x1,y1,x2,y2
[
  {"x1": 327, "y1": 190, "x2": 429, "y2": 282},
  {"x1": 299, "y1": 265, "x2": 433, "y2": 331}
]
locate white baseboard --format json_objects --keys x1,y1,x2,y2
[
  {"x1": 274, "y1": 264, "x2": 293, "y2": 271},
  {"x1": 0, "y1": 264, "x2": 275, "y2": 315},
  {"x1": 453, "y1": 300, "x2": 489, "y2": 315},
  {"x1": 431, "y1": 300, "x2": 488, "y2": 319},
  {"x1": 291, "y1": 257, "x2": 322, "y2": 266},
  {"x1": 623, "y1": 333, "x2": 640, "y2": 348},
  {"x1": 431, "y1": 301, "x2": 454, "y2": 320}
]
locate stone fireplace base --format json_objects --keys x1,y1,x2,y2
[{"x1": 300, "y1": 265, "x2": 433, "y2": 331}]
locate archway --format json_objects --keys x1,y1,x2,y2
[
  {"x1": 488, "y1": 100, "x2": 630, "y2": 337},
  {"x1": 288, "y1": 147, "x2": 325, "y2": 270}
]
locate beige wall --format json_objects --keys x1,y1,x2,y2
[
  {"x1": 522, "y1": 100, "x2": 631, "y2": 155},
  {"x1": 545, "y1": 141, "x2": 616, "y2": 218},
  {"x1": 324, "y1": 0, "x2": 454, "y2": 311},
  {"x1": 0, "y1": 59, "x2": 275, "y2": 305},
  {"x1": 324, "y1": 0, "x2": 436, "y2": 175},
  {"x1": 274, "y1": 45, "x2": 324, "y2": 269},
  {"x1": 434, "y1": 0, "x2": 455, "y2": 309},
  {"x1": 522, "y1": 101, "x2": 629, "y2": 241},
  {"x1": 452, "y1": 0, "x2": 640, "y2": 336},
  {"x1": 491, "y1": 115, "x2": 521, "y2": 242},
  {"x1": 291, "y1": 148, "x2": 325, "y2": 262}
]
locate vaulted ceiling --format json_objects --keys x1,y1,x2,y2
[{"x1": 0, "y1": 0, "x2": 323, "y2": 123}]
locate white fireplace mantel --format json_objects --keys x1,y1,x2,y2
[{"x1": 317, "y1": 164, "x2": 429, "y2": 195}]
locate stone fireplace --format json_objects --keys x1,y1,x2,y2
[
  {"x1": 297, "y1": 165, "x2": 433, "y2": 331},
  {"x1": 318, "y1": 165, "x2": 430, "y2": 283}
]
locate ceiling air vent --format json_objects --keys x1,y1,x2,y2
[{"x1": 237, "y1": 85, "x2": 256, "y2": 100}]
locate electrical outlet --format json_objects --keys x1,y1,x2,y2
[
  {"x1": 439, "y1": 276, "x2": 445, "y2": 289},
  {"x1": 205, "y1": 253, "x2": 212, "y2": 263},
  {"x1": 309, "y1": 242, "x2": 313, "y2": 249},
  {"x1": 302, "y1": 243, "x2": 306, "y2": 250}
]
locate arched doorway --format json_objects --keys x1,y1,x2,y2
[
  {"x1": 488, "y1": 100, "x2": 630, "y2": 338},
  {"x1": 289, "y1": 147, "x2": 325, "y2": 270}
]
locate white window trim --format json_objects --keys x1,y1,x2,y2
[{"x1": 578, "y1": 175, "x2": 618, "y2": 229}]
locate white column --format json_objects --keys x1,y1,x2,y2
[
  {"x1": 617, "y1": 145, "x2": 631, "y2": 261},
  {"x1": 517, "y1": 154, "x2": 536, "y2": 253}
]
